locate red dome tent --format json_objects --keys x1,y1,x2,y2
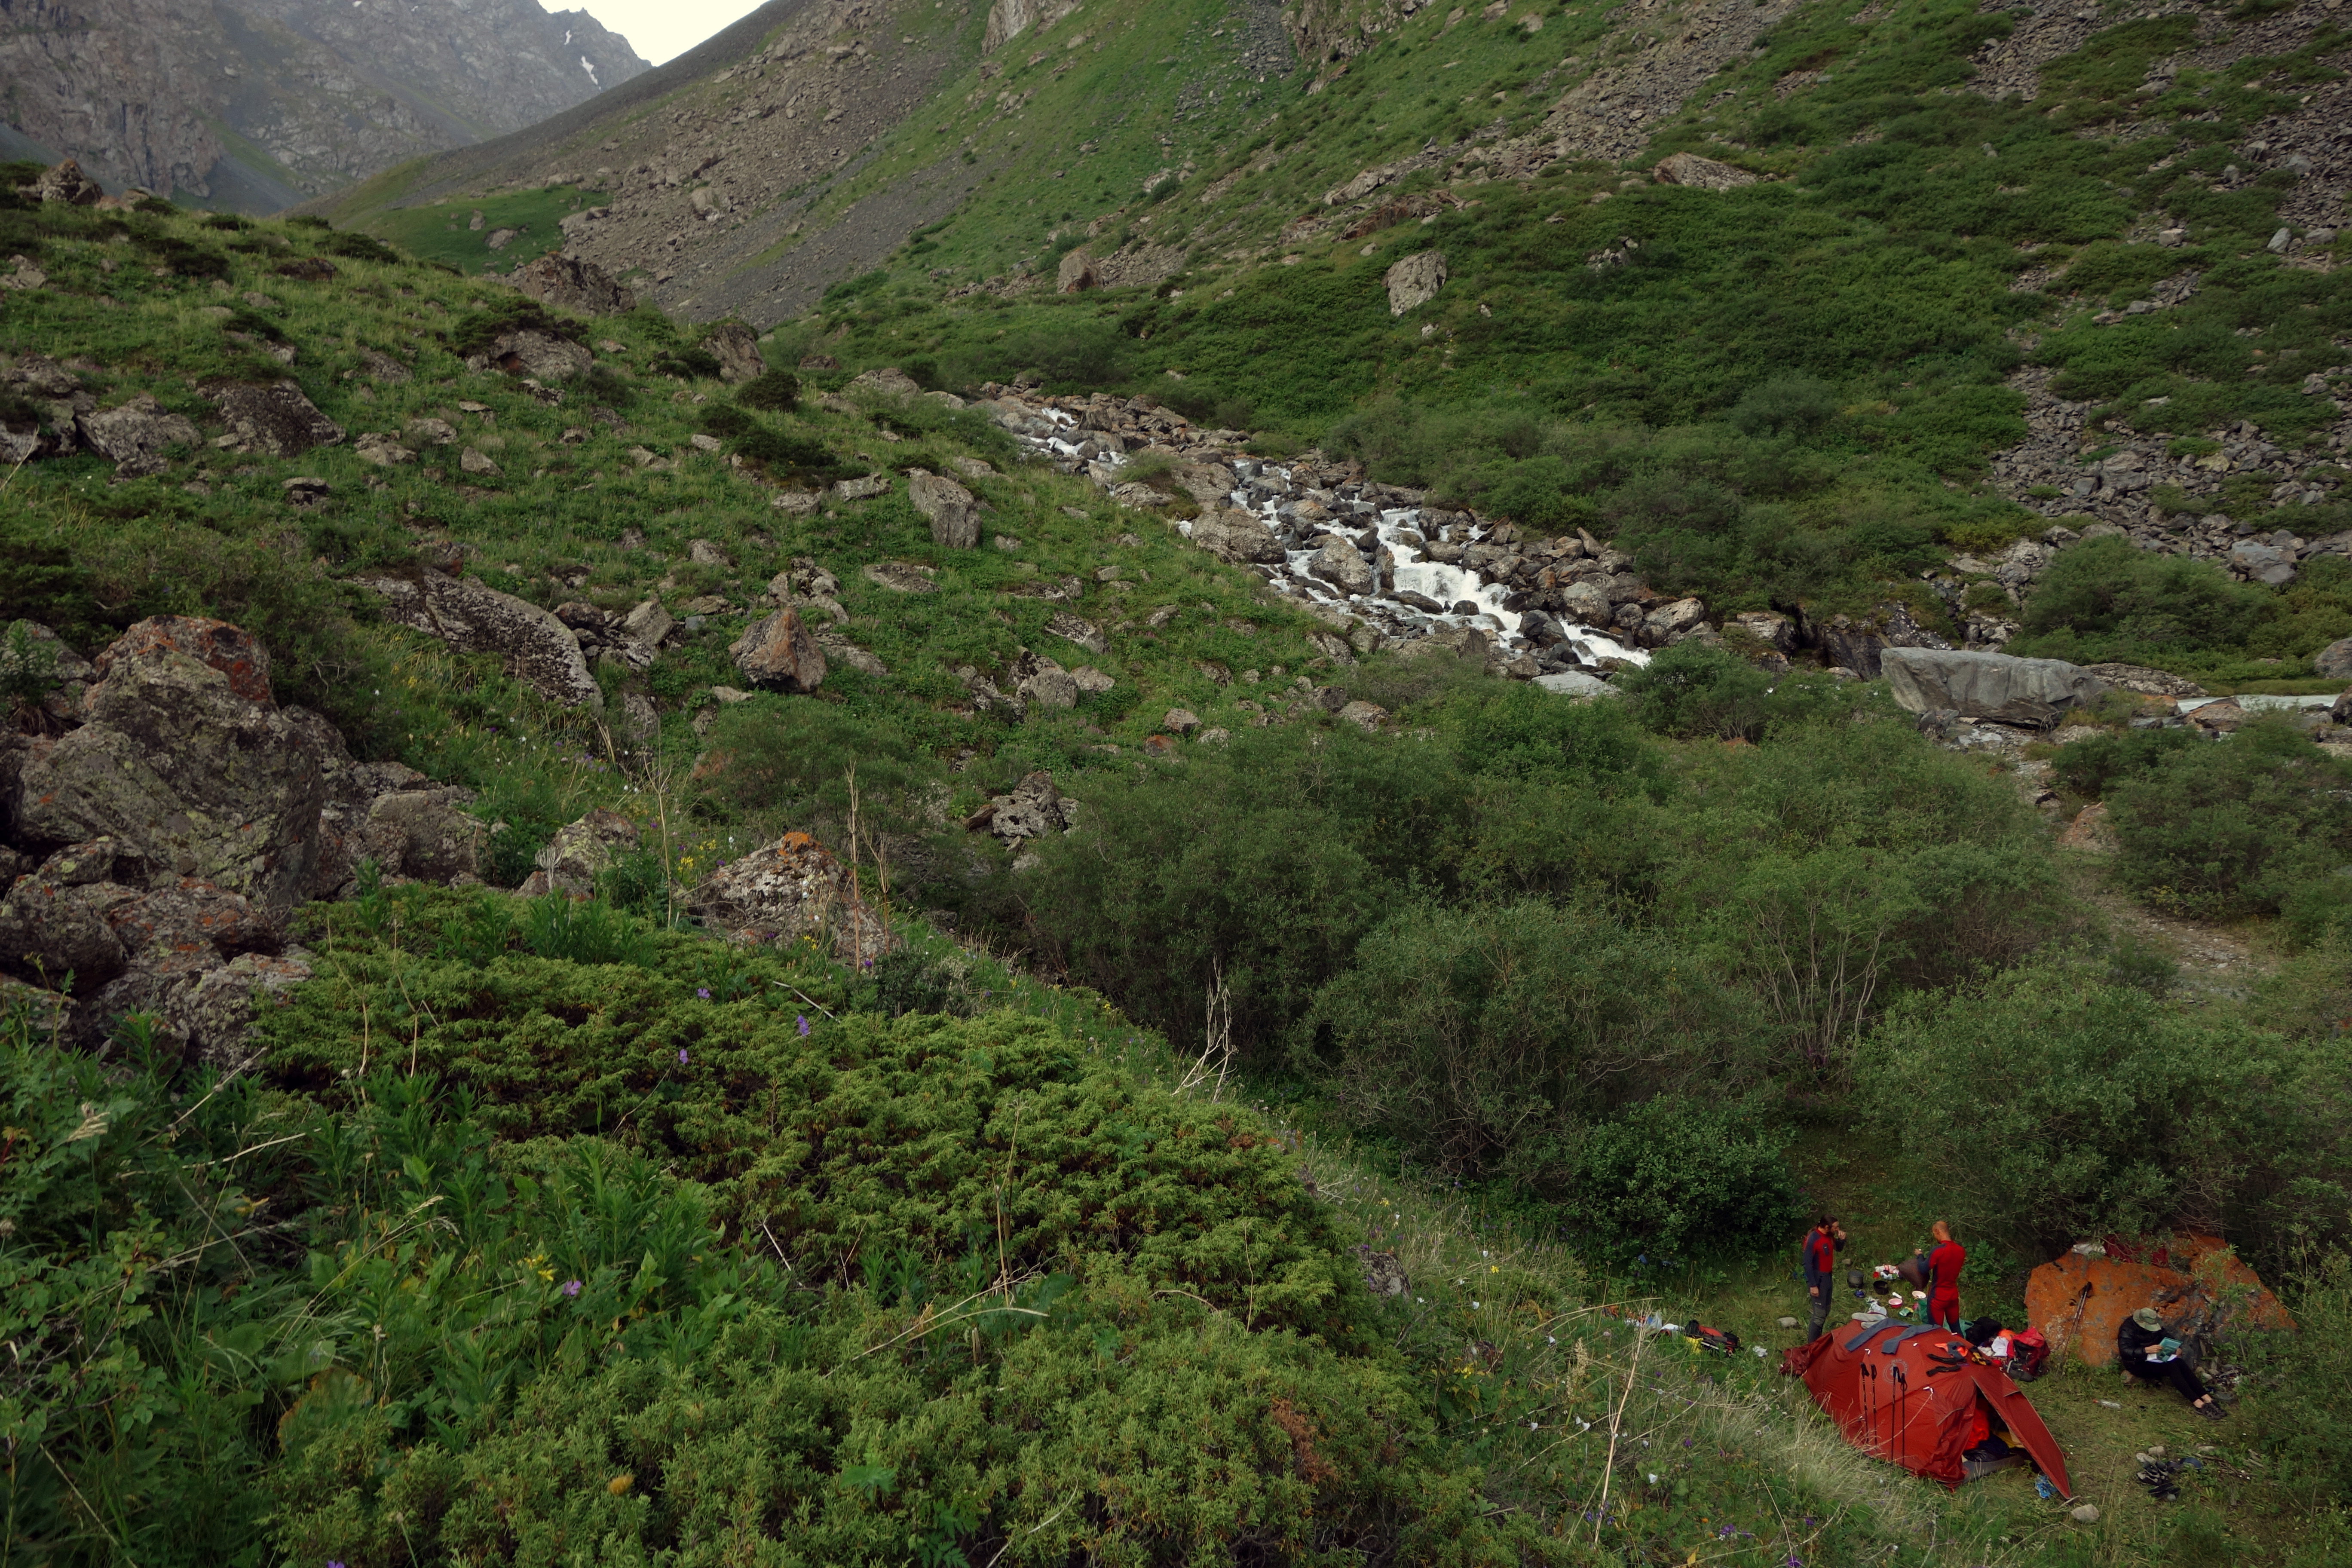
[{"x1": 1781, "y1": 1323, "x2": 2073, "y2": 1498}]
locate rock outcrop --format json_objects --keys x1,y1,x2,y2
[
  {"x1": 910, "y1": 472, "x2": 981, "y2": 548},
  {"x1": 729, "y1": 607, "x2": 827, "y2": 692},
  {"x1": 14, "y1": 618, "x2": 328, "y2": 918},
  {"x1": 348, "y1": 570, "x2": 603, "y2": 709},
  {"x1": 76, "y1": 393, "x2": 198, "y2": 477},
  {"x1": 510, "y1": 253, "x2": 636, "y2": 315},
  {"x1": 686, "y1": 831, "x2": 894, "y2": 962}
]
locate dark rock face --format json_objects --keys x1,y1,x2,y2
[
  {"x1": 0, "y1": 617, "x2": 499, "y2": 1062},
  {"x1": 14, "y1": 619, "x2": 328, "y2": 919},
  {"x1": 704, "y1": 321, "x2": 766, "y2": 383},
  {"x1": 347, "y1": 570, "x2": 603, "y2": 709},
  {"x1": 202, "y1": 379, "x2": 345, "y2": 457}
]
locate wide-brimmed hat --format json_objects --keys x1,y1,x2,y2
[{"x1": 2132, "y1": 1308, "x2": 2165, "y2": 1332}]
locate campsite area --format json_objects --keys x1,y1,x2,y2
[{"x1": 1277, "y1": 1110, "x2": 2346, "y2": 1568}]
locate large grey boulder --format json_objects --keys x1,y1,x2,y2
[
  {"x1": 77, "y1": 394, "x2": 199, "y2": 477},
  {"x1": 910, "y1": 472, "x2": 981, "y2": 548},
  {"x1": 1880, "y1": 649, "x2": 2106, "y2": 728},
  {"x1": 1308, "y1": 537, "x2": 1374, "y2": 596},
  {"x1": 467, "y1": 330, "x2": 591, "y2": 380},
  {"x1": 27, "y1": 158, "x2": 103, "y2": 205},
  {"x1": 364, "y1": 791, "x2": 486, "y2": 883},
  {"x1": 1651, "y1": 151, "x2": 1759, "y2": 190},
  {"x1": 349, "y1": 571, "x2": 603, "y2": 709},
  {"x1": 519, "y1": 807, "x2": 638, "y2": 896},
  {"x1": 1534, "y1": 671, "x2": 1620, "y2": 699},
  {"x1": 13, "y1": 618, "x2": 328, "y2": 919},
  {"x1": 2315, "y1": 637, "x2": 2352, "y2": 681},
  {"x1": 1384, "y1": 251, "x2": 1447, "y2": 315},
  {"x1": 1191, "y1": 508, "x2": 1286, "y2": 565}
]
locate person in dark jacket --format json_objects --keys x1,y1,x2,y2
[
  {"x1": 2118, "y1": 1307, "x2": 2222, "y2": 1418},
  {"x1": 1801, "y1": 1216, "x2": 1847, "y2": 1339}
]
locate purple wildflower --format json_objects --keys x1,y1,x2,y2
[
  {"x1": 562, "y1": 1279, "x2": 582, "y2": 1297},
  {"x1": 678, "y1": 1048, "x2": 689, "y2": 1064},
  {"x1": 797, "y1": 1015, "x2": 810, "y2": 1036}
]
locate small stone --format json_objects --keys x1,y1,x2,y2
[
  {"x1": 2072, "y1": 1505, "x2": 2100, "y2": 1525},
  {"x1": 1163, "y1": 707, "x2": 1202, "y2": 735}
]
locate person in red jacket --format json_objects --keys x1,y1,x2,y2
[
  {"x1": 1800, "y1": 1216, "x2": 1847, "y2": 1340},
  {"x1": 1926, "y1": 1220, "x2": 1966, "y2": 1330}
]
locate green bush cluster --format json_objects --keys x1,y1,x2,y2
[
  {"x1": 1859, "y1": 952, "x2": 2352, "y2": 1264},
  {"x1": 1023, "y1": 688, "x2": 2071, "y2": 1258},
  {"x1": 2053, "y1": 717, "x2": 2352, "y2": 928},
  {"x1": 4, "y1": 901, "x2": 1590, "y2": 1567}
]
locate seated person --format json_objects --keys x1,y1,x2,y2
[{"x1": 2117, "y1": 1307, "x2": 2222, "y2": 1419}]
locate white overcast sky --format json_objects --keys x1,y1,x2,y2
[{"x1": 564, "y1": 0, "x2": 769, "y2": 66}]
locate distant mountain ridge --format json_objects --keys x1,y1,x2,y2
[{"x1": 0, "y1": 0, "x2": 650, "y2": 211}]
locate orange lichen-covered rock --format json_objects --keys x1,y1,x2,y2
[
  {"x1": 2026, "y1": 1234, "x2": 2293, "y2": 1367},
  {"x1": 93, "y1": 615, "x2": 275, "y2": 705}
]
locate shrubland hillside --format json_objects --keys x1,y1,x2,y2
[{"x1": 4, "y1": 0, "x2": 2352, "y2": 1559}]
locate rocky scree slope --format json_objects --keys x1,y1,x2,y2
[{"x1": 0, "y1": 0, "x2": 647, "y2": 211}]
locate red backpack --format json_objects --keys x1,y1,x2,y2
[{"x1": 2007, "y1": 1327, "x2": 2049, "y2": 1381}]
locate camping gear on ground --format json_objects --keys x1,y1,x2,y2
[
  {"x1": 2025, "y1": 1234, "x2": 2292, "y2": 1369},
  {"x1": 2008, "y1": 1326, "x2": 2050, "y2": 1381},
  {"x1": 1685, "y1": 1323, "x2": 1742, "y2": 1356},
  {"x1": 1781, "y1": 1320, "x2": 2073, "y2": 1497}
]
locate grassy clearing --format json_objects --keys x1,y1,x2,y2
[{"x1": 366, "y1": 185, "x2": 615, "y2": 276}]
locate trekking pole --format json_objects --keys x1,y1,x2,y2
[{"x1": 1891, "y1": 1363, "x2": 1908, "y2": 1470}]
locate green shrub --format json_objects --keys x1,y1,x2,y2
[
  {"x1": 1449, "y1": 680, "x2": 1666, "y2": 793},
  {"x1": 1617, "y1": 641, "x2": 1775, "y2": 741},
  {"x1": 1564, "y1": 1097, "x2": 1807, "y2": 1264},
  {"x1": 821, "y1": 268, "x2": 889, "y2": 306},
  {"x1": 1303, "y1": 899, "x2": 1767, "y2": 1192},
  {"x1": 1025, "y1": 724, "x2": 1470, "y2": 1052},
  {"x1": 517, "y1": 892, "x2": 655, "y2": 965},
  {"x1": 2104, "y1": 716, "x2": 2352, "y2": 922},
  {"x1": 1728, "y1": 373, "x2": 1840, "y2": 439},
  {"x1": 2007, "y1": 535, "x2": 2272, "y2": 665},
  {"x1": 1858, "y1": 952, "x2": 2352, "y2": 1265},
  {"x1": 735, "y1": 368, "x2": 801, "y2": 410},
  {"x1": 696, "y1": 402, "x2": 755, "y2": 439}
]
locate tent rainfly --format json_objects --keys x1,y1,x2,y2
[{"x1": 1781, "y1": 1322, "x2": 2073, "y2": 1498}]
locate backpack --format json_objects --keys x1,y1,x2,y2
[
  {"x1": 2007, "y1": 1327, "x2": 2049, "y2": 1381},
  {"x1": 1687, "y1": 1323, "x2": 1741, "y2": 1356}
]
